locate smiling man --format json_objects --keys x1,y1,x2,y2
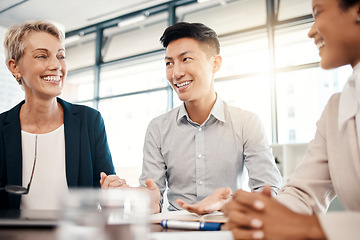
[{"x1": 139, "y1": 22, "x2": 282, "y2": 214}]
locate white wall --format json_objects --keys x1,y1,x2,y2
[{"x1": 0, "y1": 26, "x2": 24, "y2": 113}]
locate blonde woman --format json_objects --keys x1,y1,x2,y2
[{"x1": 0, "y1": 20, "x2": 121, "y2": 210}]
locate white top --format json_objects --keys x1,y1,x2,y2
[{"x1": 20, "y1": 125, "x2": 68, "y2": 210}]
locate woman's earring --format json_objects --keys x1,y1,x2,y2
[
  {"x1": 356, "y1": 16, "x2": 360, "y2": 23},
  {"x1": 16, "y1": 76, "x2": 22, "y2": 85}
]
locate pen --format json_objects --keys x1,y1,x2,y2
[{"x1": 160, "y1": 219, "x2": 221, "y2": 231}]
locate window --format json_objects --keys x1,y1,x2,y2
[
  {"x1": 99, "y1": 54, "x2": 167, "y2": 98},
  {"x1": 215, "y1": 75, "x2": 272, "y2": 143},
  {"x1": 218, "y1": 31, "x2": 269, "y2": 77},
  {"x1": 278, "y1": 0, "x2": 312, "y2": 21},
  {"x1": 96, "y1": 51, "x2": 170, "y2": 186},
  {"x1": 0, "y1": 69, "x2": 24, "y2": 113},
  {"x1": 0, "y1": 27, "x2": 24, "y2": 113},
  {"x1": 182, "y1": 0, "x2": 266, "y2": 35},
  {"x1": 103, "y1": 15, "x2": 167, "y2": 61},
  {"x1": 98, "y1": 90, "x2": 168, "y2": 186},
  {"x1": 65, "y1": 33, "x2": 96, "y2": 71},
  {"x1": 288, "y1": 129, "x2": 296, "y2": 142},
  {"x1": 288, "y1": 106, "x2": 295, "y2": 118},
  {"x1": 274, "y1": 23, "x2": 318, "y2": 68},
  {"x1": 276, "y1": 66, "x2": 351, "y2": 143},
  {"x1": 61, "y1": 69, "x2": 95, "y2": 103}
]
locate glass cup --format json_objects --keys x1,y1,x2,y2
[{"x1": 56, "y1": 188, "x2": 150, "y2": 240}]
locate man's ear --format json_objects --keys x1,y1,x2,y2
[{"x1": 212, "y1": 54, "x2": 222, "y2": 73}]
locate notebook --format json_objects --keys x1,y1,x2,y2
[
  {"x1": 0, "y1": 209, "x2": 59, "y2": 227},
  {"x1": 150, "y1": 210, "x2": 228, "y2": 224}
]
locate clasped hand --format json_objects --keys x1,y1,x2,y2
[
  {"x1": 222, "y1": 186, "x2": 326, "y2": 240},
  {"x1": 100, "y1": 173, "x2": 160, "y2": 214},
  {"x1": 100, "y1": 172, "x2": 129, "y2": 188}
]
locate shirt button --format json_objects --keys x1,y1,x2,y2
[
  {"x1": 198, "y1": 154, "x2": 202, "y2": 158},
  {"x1": 199, "y1": 181, "x2": 203, "y2": 185},
  {"x1": 198, "y1": 127, "x2": 202, "y2": 132}
]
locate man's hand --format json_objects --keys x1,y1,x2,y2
[
  {"x1": 137, "y1": 178, "x2": 161, "y2": 214},
  {"x1": 146, "y1": 178, "x2": 161, "y2": 214},
  {"x1": 100, "y1": 175, "x2": 160, "y2": 214},
  {"x1": 176, "y1": 187, "x2": 232, "y2": 215},
  {"x1": 100, "y1": 172, "x2": 129, "y2": 188}
]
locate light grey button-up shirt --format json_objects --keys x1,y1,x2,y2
[{"x1": 140, "y1": 96, "x2": 282, "y2": 211}]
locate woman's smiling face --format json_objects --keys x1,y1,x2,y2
[
  {"x1": 308, "y1": 0, "x2": 360, "y2": 69},
  {"x1": 14, "y1": 31, "x2": 67, "y2": 99}
]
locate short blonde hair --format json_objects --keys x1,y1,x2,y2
[{"x1": 3, "y1": 20, "x2": 64, "y2": 84}]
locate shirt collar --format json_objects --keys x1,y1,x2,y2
[
  {"x1": 210, "y1": 95, "x2": 226, "y2": 122},
  {"x1": 177, "y1": 94, "x2": 226, "y2": 124},
  {"x1": 338, "y1": 63, "x2": 360, "y2": 130}
]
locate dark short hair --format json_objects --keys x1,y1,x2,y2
[
  {"x1": 160, "y1": 22, "x2": 220, "y2": 55},
  {"x1": 337, "y1": 0, "x2": 360, "y2": 10}
]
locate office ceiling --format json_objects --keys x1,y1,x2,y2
[{"x1": 0, "y1": 0, "x2": 173, "y2": 33}]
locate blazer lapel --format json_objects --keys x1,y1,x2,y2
[
  {"x1": 58, "y1": 98, "x2": 81, "y2": 187},
  {"x1": 347, "y1": 120, "x2": 360, "y2": 179},
  {"x1": 3, "y1": 101, "x2": 24, "y2": 208}
]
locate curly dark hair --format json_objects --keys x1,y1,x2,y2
[{"x1": 338, "y1": 0, "x2": 360, "y2": 10}]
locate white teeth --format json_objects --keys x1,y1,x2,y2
[
  {"x1": 43, "y1": 76, "x2": 61, "y2": 82},
  {"x1": 175, "y1": 81, "x2": 191, "y2": 88},
  {"x1": 316, "y1": 41, "x2": 325, "y2": 49}
]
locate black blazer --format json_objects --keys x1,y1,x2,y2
[{"x1": 0, "y1": 98, "x2": 115, "y2": 209}]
